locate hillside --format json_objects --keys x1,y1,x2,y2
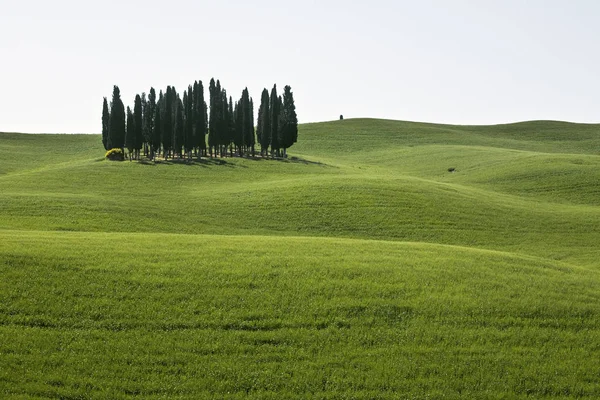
[{"x1": 1, "y1": 119, "x2": 600, "y2": 398}]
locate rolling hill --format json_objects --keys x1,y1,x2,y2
[{"x1": 1, "y1": 118, "x2": 599, "y2": 398}]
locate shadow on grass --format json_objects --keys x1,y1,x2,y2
[
  {"x1": 111, "y1": 154, "x2": 331, "y2": 168},
  {"x1": 244, "y1": 155, "x2": 332, "y2": 167},
  {"x1": 147, "y1": 157, "x2": 241, "y2": 168}
]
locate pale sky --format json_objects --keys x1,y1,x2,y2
[{"x1": 1, "y1": 0, "x2": 599, "y2": 133}]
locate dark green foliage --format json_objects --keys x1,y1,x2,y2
[
  {"x1": 183, "y1": 86, "x2": 193, "y2": 156},
  {"x1": 102, "y1": 80, "x2": 295, "y2": 160},
  {"x1": 101, "y1": 97, "x2": 110, "y2": 150},
  {"x1": 218, "y1": 84, "x2": 228, "y2": 155},
  {"x1": 241, "y1": 88, "x2": 254, "y2": 154},
  {"x1": 269, "y1": 85, "x2": 280, "y2": 156},
  {"x1": 174, "y1": 97, "x2": 184, "y2": 157},
  {"x1": 234, "y1": 100, "x2": 243, "y2": 154},
  {"x1": 249, "y1": 98, "x2": 255, "y2": 156},
  {"x1": 206, "y1": 79, "x2": 234, "y2": 157},
  {"x1": 125, "y1": 106, "x2": 134, "y2": 158},
  {"x1": 162, "y1": 86, "x2": 173, "y2": 157},
  {"x1": 148, "y1": 88, "x2": 158, "y2": 159},
  {"x1": 221, "y1": 90, "x2": 231, "y2": 153},
  {"x1": 208, "y1": 79, "x2": 218, "y2": 157},
  {"x1": 227, "y1": 96, "x2": 235, "y2": 155},
  {"x1": 258, "y1": 88, "x2": 270, "y2": 155},
  {"x1": 140, "y1": 92, "x2": 148, "y2": 155},
  {"x1": 278, "y1": 85, "x2": 298, "y2": 155},
  {"x1": 108, "y1": 85, "x2": 126, "y2": 150},
  {"x1": 193, "y1": 81, "x2": 207, "y2": 156},
  {"x1": 154, "y1": 99, "x2": 162, "y2": 158},
  {"x1": 256, "y1": 101, "x2": 263, "y2": 148},
  {"x1": 133, "y1": 94, "x2": 143, "y2": 158}
]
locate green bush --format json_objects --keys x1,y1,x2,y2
[{"x1": 105, "y1": 148, "x2": 124, "y2": 161}]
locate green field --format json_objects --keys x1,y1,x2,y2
[{"x1": 1, "y1": 119, "x2": 600, "y2": 398}]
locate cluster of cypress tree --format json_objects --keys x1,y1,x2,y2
[
  {"x1": 102, "y1": 79, "x2": 297, "y2": 161},
  {"x1": 256, "y1": 84, "x2": 298, "y2": 158}
]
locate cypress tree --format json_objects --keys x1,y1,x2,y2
[
  {"x1": 188, "y1": 85, "x2": 194, "y2": 158},
  {"x1": 241, "y1": 88, "x2": 254, "y2": 156},
  {"x1": 233, "y1": 100, "x2": 241, "y2": 155},
  {"x1": 278, "y1": 85, "x2": 298, "y2": 157},
  {"x1": 193, "y1": 80, "x2": 207, "y2": 157},
  {"x1": 108, "y1": 85, "x2": 126, "y2": 150},
  {"x1": 256, "y1": 103, "x2": 262, "y2": 150},
  {"x1": 249, "y1": 97, "x2": 255, "y2": 156},
  {"x1": 174, "y1": 97, "x2": 184, "y2": 158},
  {"x1": 183, "y1": 88, "x2": 193, "y2": 158},
  {"x1": 171, "y1": 89, "x2": 183, "y2": 158},
  {"x1": 125, "y1": 106, "x2": 134, "y2": 160},
  {"x1": 228, "y1": 96, "x2": 235, "y2": 156},
  {"x1": 221, "y1": 89, "x2": 230, "y2": 156},
  {"x1": 133, "y1": 94, "x2": 143, "y2": 159},
  {"x1": 258, "y1": 89, "x2": 270, "y2": 156},
  {"x1": 162, "y1": 86, "x2": 173, "y2": 158},
  {"x1": 204, "y1": 99, "x2": 208, "y2": 155},
  {"x1": 140, "y1": 92, "x2": 148, "y2": 156},
  {"x1": 154, "y1": 97, "x2": 162, "y2": 159},
  {"x1": 148, "y1": 88, "x2": 158, "y2": 160},
  {"x1": 101, "y1": 97, "x2": 110, "y2": 150},
  {"x1": 269, "y1": 85, "x2": 280, "y2": 157},
  {"x1": 217, "y1": 81, "x2": 226, "y2": 156},
  {"x1": 208, "y1": 78, "x2": 218, "y2": 157}
]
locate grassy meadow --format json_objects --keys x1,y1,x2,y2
[{"x1": 1, "y1": 119, "x2": 600, "y2": 398}]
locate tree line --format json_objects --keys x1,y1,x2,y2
[{"x1": 102, "y1": 79, "x2": 298, "y2": 160}]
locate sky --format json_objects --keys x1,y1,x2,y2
[{"x1": 1, "y1": 0, "x2": 599, "y2": 133}]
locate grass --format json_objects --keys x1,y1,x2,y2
[{"x1": 1, "y1": 118, "x2": 600, "y2": 398}]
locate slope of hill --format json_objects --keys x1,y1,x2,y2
[{"x1": 1, "y1": 119, "x2": 599, "y2": 398}]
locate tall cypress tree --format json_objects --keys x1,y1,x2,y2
[
  {"x1": 269, "y1": 84, "x2": 280, "y2": 157},
  {"x1": 256, "y1": 103, "x2": 263, "y2": 152},
  {"x1": 162, "y1": 86, "x2": 173, "y2": 158},
  {"x1": 227, "y1": 96, "x2": 235, "y2": 156},
  {"x1": 278, "y1": 85, "x2": 298, "y2": 157},
  {"x1": 221, "y1": 89, "x2": 230, "y2": 155},
  {"x1": 148, "y1": 88, "x2": 158, "y2": 160},
  {"x1": 249, "y1": 97, "x2": 255, "y2": 156},
  {"x1": 174, "y1": 97, "x2": 184, "y2": 158},
  {"x1": 217, "y1": 81, "x2": 226, "y2": 156},
  {"x1": 183, "y1": 90, "x2": 189, "y2": 156},
  {"x1": 125, "y1": 106, "x2": 135, "y2": 160},
  {"x1": 203, "y1": 97, "x2": 208, "y2": 155},
  {"x1": 101, "y1": 97, "x2": 110, "y2": 150},
  {"x1": 188, "y1": 85, "x2": 194, "y2": 156},
  {"x1": 241, "y1": 88, "x2": 253, "y2": 156},
  {"x1": 233, "y1": 100, "x2": 241, "y2": 155},
  {"x1": 108, "y1": 85, "x2": 126, "y2": 150},
  {"x1": 258, "y1": 88, "x2": 270, "y2": 156},
  {"x1": 140, "y1": 92, "x2": 148, "y2": 156},
  {"x1": 133, "y1": 94, "x2": 143, "y2": 159},
  {"x1": 184, "y1": 86, "x2": 194, "y2": 158},
  {"x1": 154, "y1": 95, "x2": 163, "y2": 159},
  {"x1": 208, "y1": 78, "x2": 218, "y2": 157},
  {"x1": 193, "y1": 80, "x2": 207, "y2": 157}
]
